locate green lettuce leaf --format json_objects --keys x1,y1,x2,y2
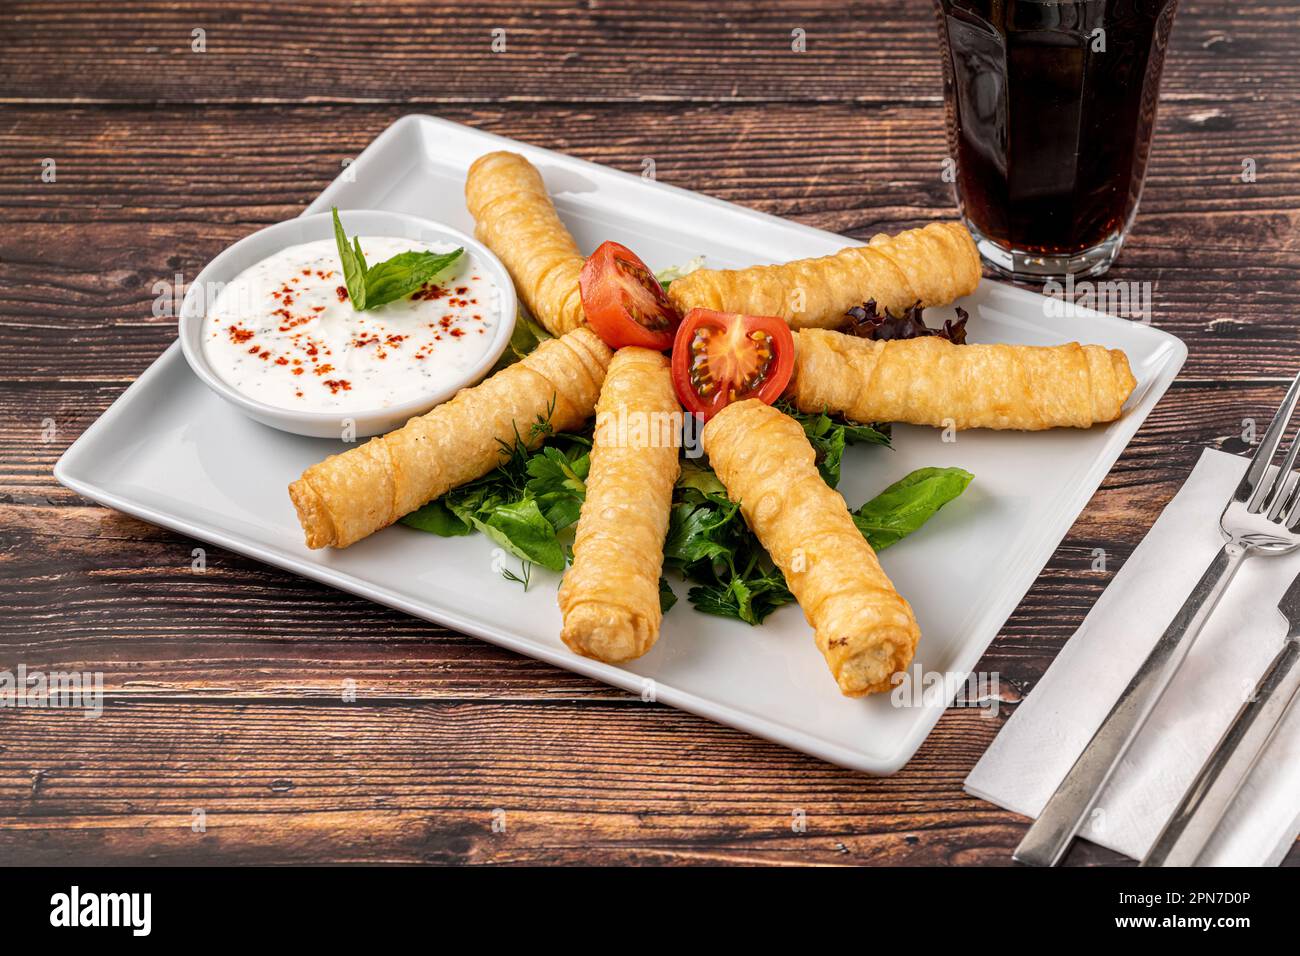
[
  {"x1": 778, "y1": 402, "x2": 890, "y2": 488},
  {"x1": 491, "y1": 308, "x2": 553, "y2": 373},
  {"x1": 478, "y1": 497, "x2": 567, "y2": 572},
  {"x1": 687, "y1": 570, "x2": 794, "y2": 626},
  {"x1": 400, "y1": 499, "x2": 474, "y2": 536},
  {"x1": 659, "y1": 576, "x2": 678, "y2": 614},
  {"x1": 654, "y1": 256, "x2": 705, "y2": 289},
  {"x1": 524, "y1": 444, "x2": 590, "y2": 531}
]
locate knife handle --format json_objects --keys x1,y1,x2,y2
[
  {"x1": 1014, "y1": 542, "x2": 1248, "y2": 867},
  {"x1": 1142, "y1": 637, "x2": 1300, "y2": 867}
]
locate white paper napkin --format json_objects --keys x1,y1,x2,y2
[{"x1": 966, "y1": 448, "x2": 1300, "y2": 865}]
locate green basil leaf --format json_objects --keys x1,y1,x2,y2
[
  {"x1": 352, "y1": 236, "x2": 368, "y2": 276},
  {"x1": 852, "y1": 467, "x2": 973, "y2": 551},
  {"x1": 332, "y1": 207, "x2": 367, "y2": 311},
  {"x1": 363, "y1": 248, "x2": 464, "y2": 309}
]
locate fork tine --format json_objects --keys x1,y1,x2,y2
[
  {"x1": 1266, "y1": 431, "x2": 1300, "y2": 520},
  {"x1": 1241, "y1": 371, "x2": 1300, "y2": 511},
  {"x1": 1284, "y1": 479, "x2": 1300, "y2": 529},
  {"x1": 1276, "y1": 472, "x2": 1300, "y2": 524},
  {"x1": 1282, "y1": 474, "x2": 1300, "y2": 527}
]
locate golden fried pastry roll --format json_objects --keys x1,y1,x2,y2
[
  {"x1": 666, "y1": 222, "x2": 981, "y2": 329},
  {"x1": 558, "y1": 348, "x2": 681, "y2": 663},
  {"x1": 289, "y1": 328, "x2": 612, "y2": 549},
  {"x1": 465, "y1": 151, "x2": 587, "y2": 337},
  {"x1": 789, "y1": 329, "x2": 1136, "y2": 430},
  {"x1": 702, "y1": 400, "x2": 920, "y2": 696}
]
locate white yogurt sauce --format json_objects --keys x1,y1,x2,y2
[{"x1": 202, "y1": 237, "x2": 501, "y2": 413}]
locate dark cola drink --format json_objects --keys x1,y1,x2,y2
[{"x1": 935, "y1": 0, "x2": 1178, "y2": 281}]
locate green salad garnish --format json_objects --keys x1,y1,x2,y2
[{"x1": 400, "y1": 338, "x2": 972, "y2": 623}]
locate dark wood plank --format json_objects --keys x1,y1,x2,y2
[
  {"x1": 0, "y1": 699, "x2": 1079, "y2": 865},
  {"x1": 0, "y1": 702, "x2": 1291, "y2": 866},
  {"x1": 2, "y1": 1, "x2": 1295, "y2": 105}
]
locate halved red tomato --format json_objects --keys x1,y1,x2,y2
[
  {"x1": 670, "y1": 309, "x2": 795, "y2": 421},
  {"x1": 579, "y1": 241, "x2": 681, "y2": 350}
]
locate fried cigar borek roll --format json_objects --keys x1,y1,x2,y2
[
  {"x1": 667, "y1": 222, "x2": 981, "y2": 330},
  {"x1": 558, "y1": 348, "x2": 681, "y2": 663},
  {"x1": 289, "y1": 328, "x2": 612, "y2": 549},
  {"x1": 702, "y1": 400, "x2": 920, "y2": 696},
  {"x1": 789, "y1": 329, "x2": 1137, "y2": 430},
  {"x1": 465, "y1": 151, "x2": 587, "y2": 337}
]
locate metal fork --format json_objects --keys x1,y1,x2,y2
[{"x1": 1014, "y1": 371, "x2": 1300, "y2": 867}]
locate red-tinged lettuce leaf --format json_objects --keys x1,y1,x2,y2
[{"x1": 845, "y1": 299, "x2": 969, "y2": 344}]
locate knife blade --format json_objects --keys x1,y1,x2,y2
[
  {"x1": 1142, "y1": 573, "x2": 1300, "y2": 867},
  {"x1": 1279, "y1": 571, "x2": 1300, "y2": 638}
]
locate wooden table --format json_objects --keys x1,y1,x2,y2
[{"x1": 2, "y1": 1, "x2": 1297, "y2": 866}]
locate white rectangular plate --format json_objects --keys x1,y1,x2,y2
[{"x1": 55, "y1": 114, "x2": 1186, "y2": 773}]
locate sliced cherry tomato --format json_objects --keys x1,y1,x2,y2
[
  {"x1": 670, "y1": 309, "x2": 795, "y2": 421},
  {"x1": 579, "y1": 241, "x2": 681, "y2": 350}
]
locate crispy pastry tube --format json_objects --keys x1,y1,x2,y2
[
  {"x1": 465, "y1": 151, "x2": 587, "y2": 337},
  {"x1": 558, "y1": 348, "x2": 681, "y2": 662},
  {"x1": 702, "y1": 400, "x2": 920, "y2": 696},
  {"x1": 788, "y1": 329, "x2": 1136, "y2": 430},
  {"x1": 289, "y1": 328, "x2": 612, "y2": 549},
  {"x1": 666, "y1": 221, "x2": 981, "y2": 329}
]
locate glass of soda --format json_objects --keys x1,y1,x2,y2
[{"x1": 935, "y1": 0, "x2": 1179, "y2": 281}]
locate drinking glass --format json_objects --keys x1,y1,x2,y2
[{"x1": 935, "y1": 0, "x2": 1179, "y2": 281}]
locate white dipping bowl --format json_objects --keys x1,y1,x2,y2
[{"x1": 179, "y1": 210, "x2": 517, "y2": 439}]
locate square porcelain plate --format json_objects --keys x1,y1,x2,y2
[{"x1": 55, "y1": 114, "x2": 1186, "y2": 773}]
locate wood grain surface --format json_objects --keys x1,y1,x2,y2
[{"x1": 2, "y1": 0, "x2": 1297, "y2": 867}]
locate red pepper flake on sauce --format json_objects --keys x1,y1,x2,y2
[
  {"x1": 410, "y1": 282, "x2": 448, "y2": 302},
  {"x1": 205, "y1": 239, "x2": 500, "y2": 414}
]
